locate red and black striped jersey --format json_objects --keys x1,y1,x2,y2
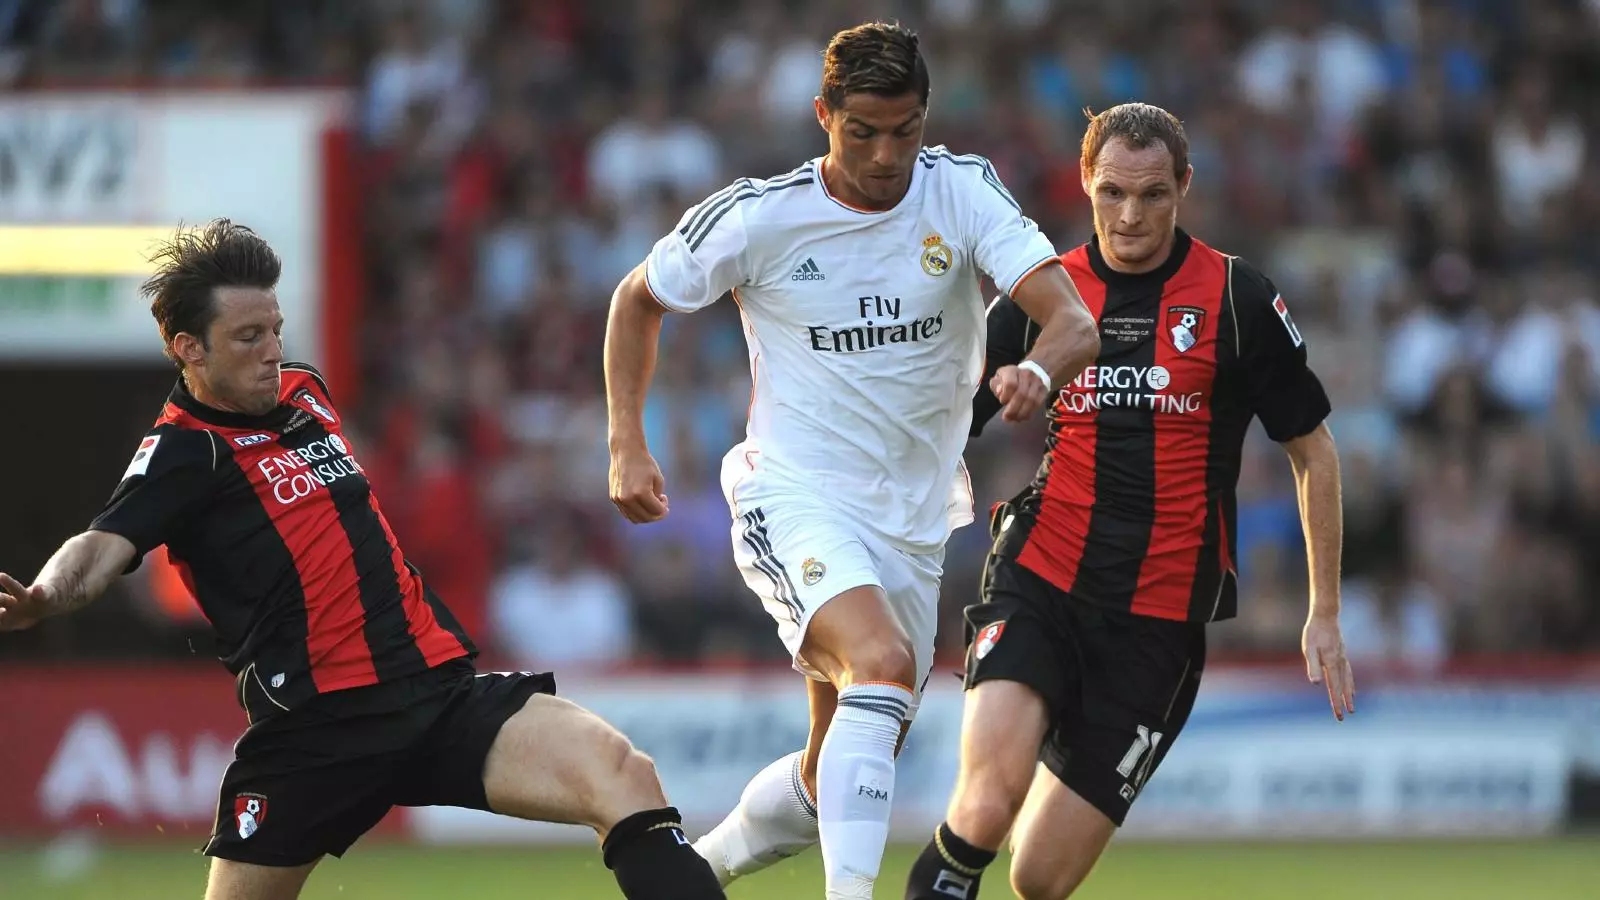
[
  {"x1": 973, "y1": 229, "x2": 1330, "y2": 623},
  {"x1": 90, "y1": 363, "x2": 474, "y2": 716}
]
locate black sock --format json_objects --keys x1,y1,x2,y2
[
  {"x1": 601, "y1": 806, "x2": 725, "y2": 900},
  {"x1": 904, "y1": 821, "x2": 997, "y2": 900}
]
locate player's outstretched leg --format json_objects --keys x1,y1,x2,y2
[
  {"x1": 481, "y1": 693, "x2": 726, "y2": 899},
  {"x1": 800, "y1": 586, "x2": 917, "y2": 900},
  {"x1": 693, "y1": 749, "x2": 819, "y2": 884},
  {"x1": 904, "y1": 679, "x2": 1049, "y2": 900},
  {"x1": 693, "y1": 679, "x2": 832, "y2": 884}
]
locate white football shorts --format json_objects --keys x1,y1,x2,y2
[{"x1": 728, "y1": 497, "x2": 944, "y2": 722}]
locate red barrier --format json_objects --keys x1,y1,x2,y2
[{"x1": 0, "y1": 667, "x2": 408, "y2": 839}]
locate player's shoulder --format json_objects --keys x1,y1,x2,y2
[
  {"x1": 1214, "y1": 250, "x2": 1307, "y2": 350},
  {"x1": 684, "y1": 162, "x2": 818, "y2": 223},
  {"x1": 279, "y1": 361, "x2": 331, "y2": 398},
  {"x1": 1218, "y1": 251, "x2": 1279, "y2": 311},
  {"x1": 280, "y1": 361, "x2": 329, "y2": 393},
  {"x1": 121, "y1": 419, "x2": 221, "y2": 482},
  {"x1": 917, "y1": 145, "x2": 1000, "y2": 179},
  {"x1": 918, "y1": 145, "x2": 1018, "y2": 197}
]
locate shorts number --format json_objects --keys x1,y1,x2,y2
[{"x1": 1115, "y1": 724, "x2": 1164, "y2": 788}]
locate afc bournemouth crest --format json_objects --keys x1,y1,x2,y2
[
  {"x1": 920, "y1": 233, "x2": 953, "y2": 277},
  {"x1": 235, "y1": 793, "x2": 268, "y2": 839},
  {"x1": 802, "y1": 558, "x2": 826, "y2": 586},
  {"x1": 1167, "y1": 306, "x2": 1206, "y2": 353},
  {"x1": 973, "y1": 622, "x2": 1005, "y2": 660}
]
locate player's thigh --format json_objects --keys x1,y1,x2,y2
[
  {"x1": 1007, "y1": 766, "x2": 1117, "y2": 900},
  {"x1": 948, "y1": 679, "x2": 1050, "y2": 821},
  {"x1": 204, "y1": 858, "x2": 318, "y2": 900},
  {"x1": 877, "y1": 541, "x2": 946, "y2": 721},
  {"x1": 481, "y1": 692, "x2": 664, "y2": 834},
  {"x1": 730, "y1": 503, "x2": 910, "y2": 684}
]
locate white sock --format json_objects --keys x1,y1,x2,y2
[
  {"x1": 818, "y1": 682, "x2": 912, "y2": 900},
  {"x1": 693, "y1": 750, "x2": 819, "y2": 886}
]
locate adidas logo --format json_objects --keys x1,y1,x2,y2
[{"x1": 791, "y1": 257, "x2": 826, "y2": 282}]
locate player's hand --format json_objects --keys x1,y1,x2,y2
[
  {"x1": 1302, "y1": 611, "x2": 1354, "y2": 721},
  {"x1": 0, "y1": 573, "x2": 55, "y2": 632},
  {"x1": 991, "y1": 364, "x2": 1051, "y2": 423},
  {"x1": 608, "y1": 444, "x2": 669, "y2": 524}
]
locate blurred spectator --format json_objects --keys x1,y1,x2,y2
[
  {"x1": 586, "y1": 82, "x2": 722, "y2": 209},
  {"x1": 489, "y1": 526, "x2": 634, "y2": 672}
]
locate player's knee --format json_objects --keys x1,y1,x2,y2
[
  {"x1": 614, "y1": 744, "x2": 665, "y2": 804},
  {"x1": 1009, "y1": 850, "x2": 1090, "y2": 900},
  {"x1": 843, "y1": 636, "x2": 917, "y2": 689},
  {"x1": 582, "y1": 724, "x2": 666, "y2": 824},
  {"x1": 952, "y1": 779, "x2": 1027, "y2": 841}
]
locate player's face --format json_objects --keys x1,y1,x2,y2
[
  {"x1": 1083, "y1": 138, "x2": 1192, "y2": 273},
  {"x1": 817, "y1": 91, "x2": 925, "y2": 209},
  {"x1": 190, "y1": 287, "x2": 284, "y2": 416}
]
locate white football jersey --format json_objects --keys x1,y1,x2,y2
[{"x1": 645, "y1": 147, "x2": 1059, "y2": 553}]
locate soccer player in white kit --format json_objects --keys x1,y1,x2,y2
[{"x1": 604, "y1": 22, "x2": 1101, "y2": 899}]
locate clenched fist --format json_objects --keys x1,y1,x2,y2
[
  {"x1": 609, "y1": 444, "x2": 669, "y2": 524},
  {"x1": 991, "y1": 364, "x2": 1053, "y2": 423}
]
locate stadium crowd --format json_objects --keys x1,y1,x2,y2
[{"x1": 6, "y1": 0, "x2": 1600, "y2": 670}]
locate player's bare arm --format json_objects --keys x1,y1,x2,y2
[
  {"x1": 999, "y1": 262, "x2": 1100, "y2": 422},
  {"x1": 0, "y1": 530, "x2": 136, "y2": 631},
  {"x1": 604, "y1": 262, "x2": 670, "y2": 524},
  {"x1": 1283, "y1": 422, "x2": 1353, "y2": 721}
]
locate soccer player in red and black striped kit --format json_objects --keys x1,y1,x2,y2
[
  {"x1": 905, "y1": 104, "x2": 1354, "y2": 900},
  {"x1": 0, "y1": 221, "x2": 725, "y2": 900}
]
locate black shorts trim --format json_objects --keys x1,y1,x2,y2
[
  {"x1": 203, "y1": 661, "x2": 556, "y2": 865},
  {"x1": 963, "y1": 555, "x2": 1205, "y2": 826}
]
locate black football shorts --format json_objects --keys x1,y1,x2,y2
[
  {"x1": 963, "y1": 554, "x2": 1205, "y2": 826},
  {"x1": 204, "y1": 658, "x2": 555, "y2": 866}
]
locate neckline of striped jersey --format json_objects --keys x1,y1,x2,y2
[
  {"x1": 816, "y1": 155, "x2": 921, "y2": 215},
  {"x1": 167, "y1": 374, "x2": 297, "y2": 430},
  {"x1": 1087, "y1": 226, "x2": 1194, "y2": 287}
]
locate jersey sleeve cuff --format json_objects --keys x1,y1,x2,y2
[
  {"x1": 1003, "y1": 255, "x2": 1062, "y2": 298},
  {"x1": 1263, "y1": 393, "x2": 1333, "y2": 444},
  {"x1": 87, "y1": 524, "x2": 149, "y2": 574},
  {"x1": 643, "y1": 258, "x2": 694, "y2": 313}
]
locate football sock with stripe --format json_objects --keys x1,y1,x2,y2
[
  {"x1": 904, "y1": 821, "x2": 997, "y2": 900},
  {"x1": 692, "y1": 750, "x2": 820, "y2": 886},
  {"x1": 602, "y1": 806, "x2": 727, "y2": 899},
  {"x1": 819, "y1": 681, "x2": 912, "y2": 900}
]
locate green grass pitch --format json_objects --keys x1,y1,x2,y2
[{"x1": 5, "y1": 838, "x2": 1599, "y2": 899}]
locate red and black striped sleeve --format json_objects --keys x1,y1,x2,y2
[
  {"x1": 90, "y1": 425, "x2": 220, "y2": 572},
  {"x1": 1230, "y1": 258, "x2": 1332, "y2": 442}
]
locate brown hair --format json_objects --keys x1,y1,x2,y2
[
  {"x1": 1080, "y1": 103, "x2": 1189, "y2": 180},
  {"x1": 141, "y1": 219, "x2": 282, "y2": 368},
  {"x1": 821, "y1": 21, "x2": 929, "y2": 110}
]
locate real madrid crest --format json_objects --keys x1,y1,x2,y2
[
  {"x1": 920, "y1": 233, "x2": 953, "y2": 277},
  {"x1": 802, "y1": 558, "x2": 826, "y2": 586}
]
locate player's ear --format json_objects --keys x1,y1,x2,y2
[
  {"x1": 1179, "y1": 164, "x2": 1194, "y2": 198},
  {"x1": 813, "y1": 96, "x2": 829, "y2": 132},
  {"x1": 173, "y1": 332, "x2": 206, "y2": 368}
]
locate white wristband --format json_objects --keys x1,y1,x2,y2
[{"x1": 1018, "y1": 360, "x2": 1052, "y2": 392}]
